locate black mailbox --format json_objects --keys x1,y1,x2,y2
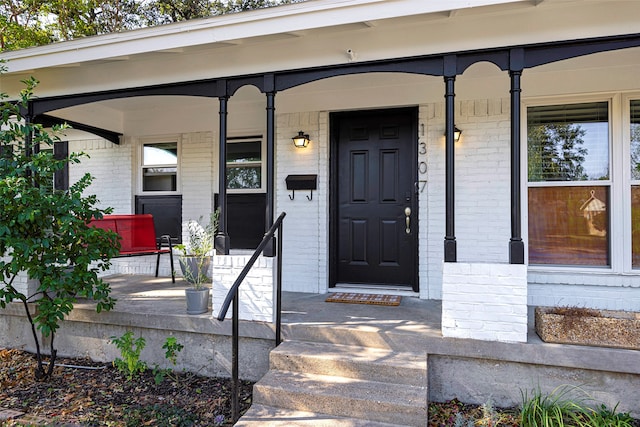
[
  {"x1": 285, "y1": 174, "x2": 317, "y2": 190},
  {"x1": 285, "y1": 174, "x2": 317, "y2": 200}
]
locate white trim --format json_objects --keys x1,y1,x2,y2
[
  {"x1": 137, "y1": 134, "x2": 182, "y2": 195},
  {"x1": 610, "y1": 93, "x2": 624, "y2": 273},
  {"x1": 623, "y1": 92, "x2": 640, "y2": 272},
  {"x1": 0, "y1": 0, "x2": 528, "y2": 73},
  {"x1": 226, "y1": 133, "x2": 266, "y2": 194}
]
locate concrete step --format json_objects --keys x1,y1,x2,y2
[
  {"x1": 235, "y1": 404, "x2": 407, "y2": 426},
  {"x1": 282, "y1": 322, "x2": 429, "y2": 353},
  {"x1": 270, "y1": 340, "x2": 426, "y2": 387},
  {"x1": 252, "y1": 369, "x2": 428, "y2": 426}
]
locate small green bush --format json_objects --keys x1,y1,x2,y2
[
  {"x1": 153, "y1": 336, "x2": 184, "y2": 384},
  {"x1": 110, "y1": 331, "x2": 147, "y2": 380}
]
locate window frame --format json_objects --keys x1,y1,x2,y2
[
  {"x1": 523, "y1": 94, "x2": 623, "y2": 272},
  {"x1": 138, "y1": 136, "x2": 181, "y2": 195},
  {"x1": 624, "y1": 93, "x2": 640, "y2": 271},
  {"x1": 226, "y1": 134, "x2": 266, "y2": 194}
]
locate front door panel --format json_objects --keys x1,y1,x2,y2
[{"x1": 333, "y1": 108, "x2": 418, "y2": 290}]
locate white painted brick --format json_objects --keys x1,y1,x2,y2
[
  {"x1": 212, "y1": 255, "x2": 274, "y2": 322},
  {"x1": 443, "y1": 261, "x2": 527, "y2": 342}
]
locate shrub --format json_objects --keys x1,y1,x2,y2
[
  {"x1": 0, "y1": 73, "x2": 119, "y2": 380},
  {"x1": 111, "y1": 331, "x2": 147, "y2": 380}
]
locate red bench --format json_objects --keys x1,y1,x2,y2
[{"x1": 89, "y1": 214, "x2": 175, "y2": 283}]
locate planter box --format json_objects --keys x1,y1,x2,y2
[{"x1": 535, "y1": 306, "x2": 640, "y2": 350}]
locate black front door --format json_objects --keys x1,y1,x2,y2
[{"x1": 331, "y1": 108, "x2": 418, "y2": 290}]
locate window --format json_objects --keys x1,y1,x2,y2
[
  {"x1": 631, "y1": 100, "x2": 640, "y2": 268},
  {"x1": 226, "y1": 135, "x2": 264, "y2": 192},
  {"x1": 142, "y1": 142, "x2": 178, "y2": 192},
  {"x1": 527, "y1": 102, "x2": 610, "y2": 266}
]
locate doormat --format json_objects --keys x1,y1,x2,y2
[{"x1": 325, "y1": 292, "x2": 401, "y2": 306}]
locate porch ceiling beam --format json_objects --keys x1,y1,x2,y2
[
  {"x1": 523, "y1": 33, "x2": 640, "y2": 69},
  {"x1": 34, "y1": 114, "x2": 122, "y2": 145},
  {"x1": 274, "y1": 32, "x2": 640, "y2": 91},
  {"x1": 275, "y1": 56, "x2": 444, "y2": 91},
  {"x1": 31, "y1": 79, "x2": 225, "y2": 116}
]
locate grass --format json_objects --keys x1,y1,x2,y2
[
  {"x1": 429, "y1": 386, "x2": 637, "y2": 427},
  {"x1": 520, "y1": 386, "x2": 636, "y2": 427}
]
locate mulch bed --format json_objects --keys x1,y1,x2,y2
[
  {"x1": 4, "y1": 348, "x2": 638, "y2": 426},
  {"x1": 0, "y1": 348, "x2": 253, "y2": 426}
]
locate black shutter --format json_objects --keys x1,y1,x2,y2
[{"x1": 53, "y1": 141, "x2": 69, "y2": 191}]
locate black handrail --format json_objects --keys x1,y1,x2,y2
[{"x1": 216, "y1": 211, "x2": 286, "y2": 423}]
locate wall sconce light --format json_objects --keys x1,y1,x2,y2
[
  {"x1": 443, "y1": 126, "x2": 463, "y2": 143},
  {"x1": 454, "y1": 126, "x2": 462, "y2": 143},
  {"x1": 292, "y1": 131, "x2": 310, "y2": 148}
]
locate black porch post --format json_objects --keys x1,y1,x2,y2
[
  {"x1": 444, "y1": 71, "x2": 457, "y2": 262},
  {"x1": 216, "y1": 94, "x2": 231, "y2": 255},
  {"x1": 24, "y1": 102, "x2": 36, "y2": 181},
  {"x1": 509, "y1": 50, "x2": 525, "y2": 264},
  {"x1": 263, "y1": 89, "x2": 276, "y2": 257}
]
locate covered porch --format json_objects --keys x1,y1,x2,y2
[{"x1": 3, "y1": 273, "x2": 635, "y2": 417}]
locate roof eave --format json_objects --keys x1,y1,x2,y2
[{"x1": 0, "y1": 0, "x2": 527, "y2": 74}]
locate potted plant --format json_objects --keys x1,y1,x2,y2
[{"x1": 175, "y1": 210, "x2": 219, "y2": 314}]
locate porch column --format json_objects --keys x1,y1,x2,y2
[
  {"x1": 23, "y1": 102, "x2": 35, "y2": 173},
  {"x1": 216, "y1": 94, "x2": 231, "y2": 255},
  {"x1": 444, "y1": 71, "x2": 457, "y2": 262},
  {"x1": 263, "y1": 88, "x2": 276, "y2": 257},
  {"x1": 509, "y1": 50, "x2": 525, "y2": 264}
]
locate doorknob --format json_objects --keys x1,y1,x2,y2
[{"x1": 404, "y1": 207, "x2": 411, "y2": 234}]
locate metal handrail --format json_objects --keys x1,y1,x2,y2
[{"x1": 216, "y1": 211, "x2": 286, "y2": 423}]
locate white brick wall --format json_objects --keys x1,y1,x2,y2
[
  {"x1": 423, "y1": 99, "x2": 512, "y2": 299},
  {"x1": 99, "y1": 254, "x2": 175, "y2": 278},
  {"x1": 442, "y1": 262, "x2": 528, "y2": 342},
  {"x1": 180, "y1": 132, "x2": 214, "y2": 225},
  {"x1": 275, "y1": 111, "x2": 325, "y2": 293},
  {"x1": 211, "y1": 255, "x2": 274, "y2": 322},
  {"x1": 69, "y1": 138, "x2": 133, "y2": 213},
  {"x1": 417, "y1": 105, "x2": 431, "y2": 299}
]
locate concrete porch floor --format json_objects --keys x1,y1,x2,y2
[{"x1": 59, "y1": 275, "x2": 640, "y2": 415}]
